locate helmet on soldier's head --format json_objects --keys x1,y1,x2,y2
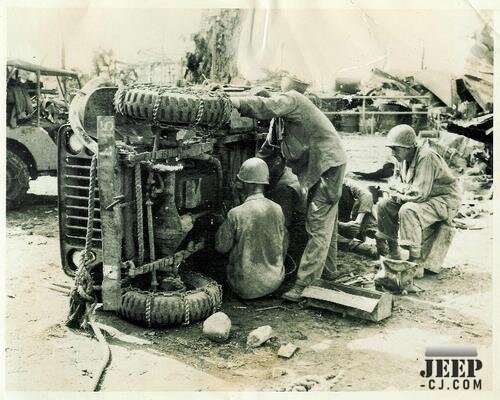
[
  {"x1": 237, "y1": 157, "x2": 270, "y2": 185},
  {"x1": 281, "y1": 74, "x2": 310, "y2": 94},
  {"x1": 386, "y1": 124, "x2": 417, "y2": 148}
]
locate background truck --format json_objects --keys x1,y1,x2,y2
[{"x1": 6, "y1": 59, "x2": 81, "y2": 209}]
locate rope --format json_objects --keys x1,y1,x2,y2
[
  {"x1": 285, "y1": 253, "x2": 298, "y2": 276},
  {"x1": 65, "y1": 156, "x2": 112, "y2": 391},
  {"x1": 113, "y1": 86, "x2": 127, "y2": 115},
  {"x1": 135, "y1": 164, "x2": 144, "y2": 264},
  {"x1": 145, "y1": 294, "x2": 153, "y2": 328},
  {"x1": 152, "y1": 87, "x2": 168, "y2": 125},
  {"x1": 66, "y1": 155, "x2": 98, "y2": 328},
  {"x1": 201, "y1": 287, "x2": 216, "y2": 315},
  {"x1": 88, "y1": 306, "x2": 111, "y2": 392},
  {"x1": 180, "y1": 293, "x2": 191, "y2": 326},
  {"x1": 193, "y1": 93, "x2": 205, "y2": 127},
  {"x1": 201, "y1": 283, "x2": 223, "y2": 315},
  {"x1": 112, "y1": 84, "x2": 233, "y2": 134}
]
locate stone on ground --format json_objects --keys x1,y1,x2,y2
[
  {"x1": 202, "y1": 312, "x2": 231, "y2": 343},
  {"x1": 247, "y1": 325, "x2": 274, "y2": 347}
]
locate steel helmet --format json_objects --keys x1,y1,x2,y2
[
  {"x1": 386, "y1": 124, "x2": 417, "y2": 148},
  {"x1": 237, "y1": 157, "x2": 270, "y2": 184}
]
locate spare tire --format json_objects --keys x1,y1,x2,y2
[
  {"x1": 119, "y1": 271, "x2": 222, "y2": 327},
  {"x1": 113, "y1": 84, "x2": 233, "y2": 128},
  {"x1": 6, "y1": 150, "x2": 30, "y2": 210}
]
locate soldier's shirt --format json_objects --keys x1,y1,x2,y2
[
  {"x1": 236, "y1": 90, "x2": 347, "y2": 190},
  {"x1": 215, "y1": 193, "x2": 286, "y2": 299}
]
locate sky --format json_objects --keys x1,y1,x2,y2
[
  {"x1": 6, "y1": 4, "x2": 489, "y2": 89},
  {"x1": 237, "y1": 8, "x2": 489, "y2": 88},
  {"x1": 7, "y1": 7, "x2": 204, "y2": 72}
]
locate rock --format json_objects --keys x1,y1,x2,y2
[
  {"x1": 247, "y1": 325, "x2": 273, "y2": 347},
  {"x1": 203, "y1": 312, "x2": 231, "y2": 343},
  {"x1": 278, "y1": 343, "x2": 299, "y2": 358}
]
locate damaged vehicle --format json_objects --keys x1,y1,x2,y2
[
  {"x1": 59, "y1": 78, "x2": 268, "y2": 327},
  {"x1": 6, "y1": 59, "x2": 81, "y2": 209}
]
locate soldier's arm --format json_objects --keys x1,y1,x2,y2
[
  {"x1": 272, "y1": 186, "x2": 295, "y2": 228},
  {"x1": 232, "y1": 93, "x2": 298, "y2": 120},
  {"x1": 347, "y1": 180, "x2": 374, "y2": 216},
  {"x1": 401, "y1": 155, "x2": 437, "y2": 203},
  {"x1": 215, "y1": 213, "x2": 236, "y2": 254}
]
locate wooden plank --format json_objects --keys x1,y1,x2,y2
[
  {"x1": 97, "y1": 116, "x2": 123, "y2": 311},
  {"x1": 306, "y1": 294, "x2": 392, "y2": 322},
  {"x1": 303, "y1": 280, "x2": 393, "y2": 322},
  {"x1": 302, "y1": 286, "x2": 379, "y2": 313},
  {"x1": 306, "y1": 298, "x2": 376, "y2": 322},
  {"x1": 316, "y1": 280, "x2": 382, "y2": 299}
]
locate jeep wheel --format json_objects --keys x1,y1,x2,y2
[
  {"x1": 6, "y1": 150, "x2": 30, "y2": 210},
  {"x1": 119, "y1": 271, "x2": 222, "y2": 327}
]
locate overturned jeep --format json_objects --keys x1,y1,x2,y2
[{"x1": 59, "y1": 78, "x2": 269, "y2": 327}]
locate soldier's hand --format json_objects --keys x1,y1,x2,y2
[
  {"x1": 248, "y1": 86, "x2": 271, "y2": 97},
  {"x1": 343, "y1": 221, "x2": 361, "y2": 238},
  {"x1": 211, "y1": 212, "x2": 226, "y2": 226},
  {"x1": 389, "y1": 192, "x2": 403, "y2": 204}
]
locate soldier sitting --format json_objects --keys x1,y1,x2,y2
[{"x1": 215, "y1": 158, "x2": 287, "y2": 299}]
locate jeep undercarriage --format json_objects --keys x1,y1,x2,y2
[{"x1": 59, "y1": 78, "x2": 267, "y2": 326}]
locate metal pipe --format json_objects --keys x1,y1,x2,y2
[
  {"x1": 318, "y1": 95, "x2": 431, "y2": 100},
  {"x1": 324, "y1": 111, "x2": 429, "y2": 116},
  {"x1": 36, "y1": 69, "x2": 41, "y2": 126},
  {"x1": 135, "y1": 164, "x2": 145, "y2": 265},
  {"x1": 361, "y1": 98, "x2": 366, "y2": 134},
  {"x1": 122, "y1": 166, "x2": 136, "y2": 261},
  {"x1": 56, "y1": 76, "x2": 69, "y2": 107},
  {"x1": 145, "y1": 195, "x2": 158, "y2": 290}
]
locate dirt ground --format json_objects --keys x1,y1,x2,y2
[{"x1": 4, "y1": 135, "x2": 494, "y2": 392}]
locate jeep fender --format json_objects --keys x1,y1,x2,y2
[{"x1": 7, "y1": 126, "x2": 57, "y2": 173}]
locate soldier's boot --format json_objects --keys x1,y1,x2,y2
[
  {"x1": 376, "y1": 238, "x2": 389, "y2": 257},
  {"x1": 387, "y1": 240, "x2": 402, "y2": 260},
  {"x1": 281, "y1": 284, "x2": 305, "y2": 302},
  {"x1": 409, "y1": 247, "x2": 424, "y2": 278}
]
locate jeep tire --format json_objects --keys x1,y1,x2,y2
[
  {"x1": 6, "y1": 150, "x2": 30, "y2": 210},
  {"x1": 119, "y1": 271, "x2": 222, "y2": 327}
]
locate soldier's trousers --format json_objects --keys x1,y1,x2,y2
[
  {"x1": 376, "y1": 196, "x2": 456, "y2": 258},
  {"x1": 296, "y1": 164, "x2": 346, "y2": 287}
]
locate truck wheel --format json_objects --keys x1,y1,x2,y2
[
  {"x1": 6, "y1": 150, "x2": 30, "y2": 210},
  {"x1": 119, "y1": 271, "x2": 222, "y2": 327}
]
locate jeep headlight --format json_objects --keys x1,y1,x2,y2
[
  {"x1": 67, "y1": 132, "x2": 85, "y2": 155},
  {"x1": 70, "y1": 249, "x2": 95, "y2": 269}
]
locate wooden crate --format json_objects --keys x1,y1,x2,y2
[{"x1": 302, "y1": 280, "x2": 393, "y2": 322}]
